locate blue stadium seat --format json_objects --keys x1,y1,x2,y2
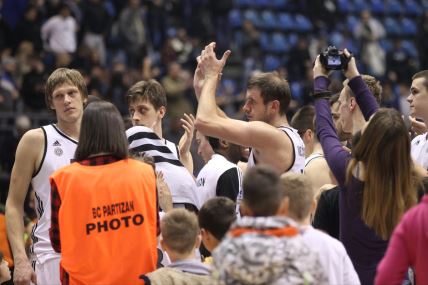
[
  {"x1": 260, "y1": 10, "x2": 277, "y2": 29},
  {"x1": 403, "y1": 0, "x2": 422, "y2": 16},
  {"x1": 288, "y1": 33, "x2": 298, "y2": 46},
  {"x1": 337, "y1": 0, "x2": 355, "y2": 13},
  {"x1": 402, "y1": 40, "x2": 418, "y2": 59},
  {"x1": 385, "y1": 0, "x2": 402, "y2": 15},
  {"x1": 401, "y1": 18, "x2": 417, "y2": 36},
  {"x1": 330, "y1": 32, "x2": 344, "y2": 47},
  {"x1": 237, "y1": 0, "x2": 251, "y2": 8},
  {"x1": 277, "y1": 12, "x2": 294, "y2": 31},
  {"x1": 271, "y1": 33, "x2": 289, "y2": 53},
  {"x1": 384, "y1": 17, "x2": 401, "y2": 36},
  {"x1": 264, "y1": 55, "x2": 281, "y2": 71},
  {"x1": 243, "y1": 10, "x2": 262, "y2": 28},
  {"x1": 370, "y1": 0, "x2": 385, "y2": 14},
  {"x1": 294, "y1": 14, "x2": 312, "y2": 32},
  {"x1": 260, "y1": 32, "x2": 271, "y2": 52},
  {"x1": 269, "y1": 0, "x2": 288, "y2": 9},
  {"x1": 346, "y1": 15, "x2": 359, "y2": 32},
  {"x1": 291, "y1": 82, "x2": 303, "y2": 103},
  {"x1": 234, "y1": 31, "x2": 243, "y2": 47},
  {"x1": 254, "y1": 0, "x2": 270, "y2": 9},
  {"x1": 353, "y1": 0, "x2": 370, "y2": 13},
  {"x1": 229, "y1": 9, "x2": 242, "y2": 29},
  {"x1": 380, "y1": 39, "x2": 393, "y2": 53}
]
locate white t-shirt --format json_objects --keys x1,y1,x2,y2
[
  {"x1": 41, "y1": 15, "x2": 77, "y2": 53},
  {"x1": 411, "y1": 133, "x2": 428, "y2": 169},
  {"x1": 301, "y1": 226, "x2": 360, "y2": 285}
]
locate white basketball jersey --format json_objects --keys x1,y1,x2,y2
[
  {"x1": 30, "y1": 124, "x2": 77, "y2": 263},
  {"x1": 247, "y1": 126, "x2": 305, "y2": 174},
  {"x1": 411, "y1": 133, "x2": 428, "y2": 170},
  {"x1": 196, "y1": 154, "x2": 243, "y2": 207},
  {"x1": 305, "y1": 153, "x2": 324, "y2": 168}
]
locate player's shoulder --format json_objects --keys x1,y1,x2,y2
[{"x1": 20, "y1": 128, "x2": 45, "y2": 146}]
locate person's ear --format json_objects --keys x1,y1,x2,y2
[
  {"x1": 219, "y1": 139, "x2": 228, "y2": 149},
  {"x1": 160, "y1": 238, "x2": 167, "y2": 251},
  {"x1": 303, "y1": 129, "x2": 313, "y2": 144},
  {"x1": 270, "y1": 100, "x2": 280, "y2": 113},
  {"x1": 240, "y1": 202, "x2": 253, "y2": 217},
  {"x1": 276, "y1": 197, "x2": 290, "y2": 216},
  {"x1": 349, "y1": 97, "x2": 356, "y2": 111},
  {"x1": 158, "y1": 106, "x2": 166, "y2": 119},
  {"x1": 310, "y1": 198, "x2": 317, "y2": 215},
  {"x1": 195, "y1": 233, "x2": 202, "y2": 248}
]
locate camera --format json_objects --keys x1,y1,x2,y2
[{"x1": 319, "y1": 46, "x2": 350, "y2": 70}]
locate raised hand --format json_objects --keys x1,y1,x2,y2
[
  {"x1": 156, "y1": 171, "x2": 173, "y2": 212},
  {"x1": 179, "y1": 113, "x2": 195, "y2": 155},
  {"x1": 342, "y1": 48, "x2": 360, "y2": 79},
  {"x1": 409, "y1": 116, "x2": 427, "y2": 135},
  {"x1": 199, "y1": 42, "x2": 231, "y2": 79}
]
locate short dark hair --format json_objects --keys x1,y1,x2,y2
[
  {"x1": 290, "y1": 105, "x2": 315, "y2": 137},
  {"x1": 74, "y1": 101, "x2": 129, "y2": 161},
  {"x1": 198, "y1": 197, "x2": 236, "y2": 240},
  {"x1": 243, "y1": 166, "x2": 283, "y2": 216},
  {"x1": 412, "y1": 70, "x2": 428, "y2": 90},
  {"x1": 126, "y1": 80, "x2": 167, "y2": 110},
  {"x1": 247, "y1": 72, "x2": 291, "y2": 115},
  {"x1": 207, "y1": 136, "x2": 220, "y2": 150}
]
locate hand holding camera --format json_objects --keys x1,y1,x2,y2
[{"x1": 318, "y1": 46, "x2": 360, "y2": 79}]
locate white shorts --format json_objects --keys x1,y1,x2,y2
[{"x1": 32, "y1": 256, "x2": 61, "y2": 285}]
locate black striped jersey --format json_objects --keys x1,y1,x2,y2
[
  {"x1": 31, "y1": 124, "x2": 77, "y2": 263},
  {"x1": 247, "y1": 126, "x2": 305, "y2": 174},
  {"x1": 126, "y1": 126, "x2": 199, "y2": 208}
]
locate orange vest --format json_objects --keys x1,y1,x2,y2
[
  {"x1": 51, "y1": 159, "x2": 158, "y2": 285},
  {"x1": 0, "y1": 214, "x2": 13, "y2": 267}
]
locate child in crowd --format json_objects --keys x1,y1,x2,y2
[
  {"x1": 141, "y1": 209, "x2": 211, "y2": 285},
  {"x1": 198, "y1": 197, "x2": 237, "y2": 263}
]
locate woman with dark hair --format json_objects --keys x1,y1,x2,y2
[
  {"x1": 313, "y1": 51, "x2": 419, "y2": 285},
  {"x1": 49, "y1": 101, "x2": 158, "y2": 285}
]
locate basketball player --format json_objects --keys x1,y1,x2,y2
[
  {"x1": 194, "y1": 43, "x2": 305, "y2": 174},
  {"x1": 126, "y1": 80, "x2": 199, "y2": 210},
  {"x1": 195, "y1": 131, "x2": 243, "y2": 212},
  {"x1": 5, "y1": 68, "x2": 88, "y2": 285}
]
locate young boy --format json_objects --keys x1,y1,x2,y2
[
  {"x1": 141, "y1": 209, "x2": 211, "y2": 284},
  {"x1": 198, "y1": 197, "x2": 236, "y2": 259},
  {"x1": 280, "y1": 173, "x2": 360, "y2": 285}
]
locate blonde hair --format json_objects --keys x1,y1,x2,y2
[
  {"x1": 161, "y1": 209, "x2": 199, "y2": 254},
  {"x1": 280, "y1": 173, "x2": 314, "y2": 221}
]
